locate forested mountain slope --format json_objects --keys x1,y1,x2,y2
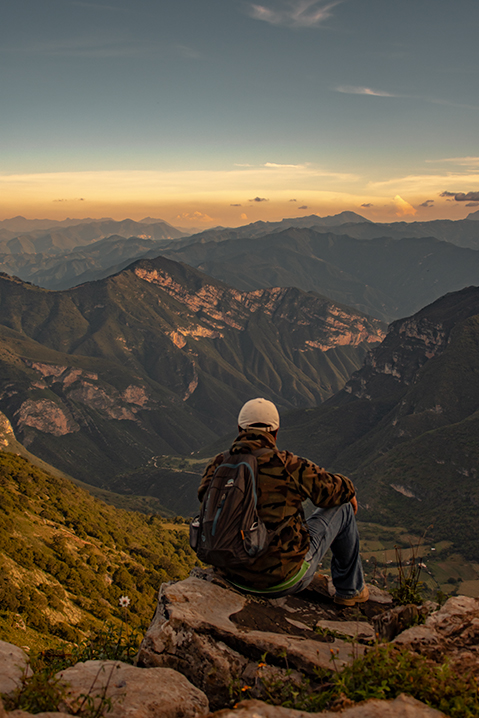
[
  {"x1": 278, "y1": 285, "x2": 479, "y2": 559},
  {"x1": 0, "y1": 256, "x2": 383, "y2": 485},
  {"x1": 0, "y1": 448, "x2": 195, "y2": 652},
  {"x1": 159, "y1": 228, "x2": 479, "y2": 322}
]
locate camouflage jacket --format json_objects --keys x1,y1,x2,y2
[{"x1": 198, "y1": 429, "x2": 355, "y2": 590}]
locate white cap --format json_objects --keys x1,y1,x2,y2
[{"x1": 237, "y1": 398, "x2": 280, "y2": 432}]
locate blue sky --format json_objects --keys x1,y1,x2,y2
[{"x1": 1, "y1": 0, "x2": 478, "y2": 226}]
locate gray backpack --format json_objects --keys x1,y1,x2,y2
[{"x1": 189, "y1": 449, "x2": 272, "y2": 569}]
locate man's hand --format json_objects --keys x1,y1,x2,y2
[{"x1": 350, "y1": 496, "x2": 358, "y2": 515}]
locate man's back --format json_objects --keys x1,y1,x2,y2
[{"x1": 199, "y1": 427, "x2": 355, "y2": 590}]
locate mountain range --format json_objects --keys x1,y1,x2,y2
[
  {"x1": 0, "y1": 218, "x2": 187, "y2": 252},
  {"x1": 0, "y1": 255, "x2": 383, "y2": 486},
  {"x1": 99, "y1": 282, "x2": 479, "y2": 560},
  {"x1": 159, "y1": 228, "x2": 479, "y2": 322},
  {"x1": 2, "y1": 216, "x2": 479, "y2": 325},
  {"x1": 276, "y1": 285, "x2": 479, "y2": 560}
]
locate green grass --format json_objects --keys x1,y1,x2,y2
[{"x1": 0, "y1": 451, "x2": 198, "y2": 650}]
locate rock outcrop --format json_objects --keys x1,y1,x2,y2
[
  {"x1": 0, "y1": 642, "x2": 31, "y2": 695},
  {"x1": 57, "y1": 661, "x2": 209, "y2": 718},
  {"x1": 3, "y1": 574, "x2": 479, "y2": 718},
  {"x1": 137, "y1": 570, "x2": 390, "y2": 710},
  {"x1": 214, "y1": 694, "x2": 447, "y2": 717}
]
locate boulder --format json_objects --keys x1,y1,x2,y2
[
  {"x1": 0, "y1": 641, "x2": 31, "y2": 696},
  {"x1": 394, "y1": 595, "x2": 479, "y2": 677},
  {"x1": 56, "y1": 661, "x2": 208, "y2": 718},
  {"x1": 315, "y1": 620, "x2": 376, "y2": 641},
  {"x1": 373, "y1": 604, "x2": 433, "y2": 641},
  {"x1": 211, "y1": 694, "x2": 447, "y2": 717},
  {"x1": 137, "y1": 571, "x2": 391, "y2": 709}
]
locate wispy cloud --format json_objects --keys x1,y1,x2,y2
[
  {"x1": 335, "y1": 85, "x2": 396, "y2": 97},
  {"x1": 419, "y1": 199, "x2": 434, "y2": 208},
  {"x1": 174, "y1": 44, "x2": 201, "y2": 60},
  {"x1": 264, "y1": 162, "x2": 304, "y2": 168},
  {"x1": 0, "y1": 30, "x2": 152, "y2": 58},
  {"x1": 426, "y1": 157, "x2": 479, "y2": 167},
  {"x1": 249, "y1": 196, "x2": 269, "y2": 202},
  {"x1": 70, "y1": 1, "x2": 127, "y2": 11},
  {"x1": 248, "y1": 0, "x2": 341, "y2": 28}
]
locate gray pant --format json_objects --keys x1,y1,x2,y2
[{"x1": 266, "y1": 503, "x2": 365, "y2": 598}]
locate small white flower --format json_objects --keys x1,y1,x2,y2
[{"x1": 119, "y1": 595, "x2": 131, "y2": 608}]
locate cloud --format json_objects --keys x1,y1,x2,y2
[
  {"x1": 466, "y1": 202, "x2": 479, "y2": 207},
  {"x1": 426, "y1": 157, "x2": 479, "y2": 168},
  {"x1": 53, "y1": 197, "x2": 85, "y2": 202},
  {"x1": 241, "y1": 213, "x2": 248, "y2": 220},
  {"x1": 298, "y1": 205, "x2": 308, "y2": 209},
  {"x1": 249, "y1": 197, "x2": 269, "y2": 202},
  {"x1": 230, "y1": 203, "x2": 242, "y2": 207},
  {"x1": 289, "y1": 198, "x2": 297, "y2": 202},
  {"x1": 264, "y1": 162, "x2": 303, "y2": 168},
  {"x1": 176, "y1": 211, "x2": 213, "y2": 222},
  {"x1": 1, "y1": 30, "x2": 150, "y2": 58},
  {"x1": 248, "y1": 0, "x2": 341, "y2": 28},
  {"x1": 440, "y1": 191, "x2": 479, "y2": 202},
  {"x1": 361, "y1": 203, "x2": 373, "y2": 207},
  {"x1": 394, "y1": 195, "x2": 416, "y2": 217},
  {"x1": 419, "y1": 199, "x2": 434, "y2": 207},
  {"x1": 70, "y1": 1, "x2": 126, "y2": 11},
  {"x1": 335, "y1": 85, "x2": 396, "y2": 97},
  {"x1": 174, "y1": 44, "x2": 200, "y2": 59}
]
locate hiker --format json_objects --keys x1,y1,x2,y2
[{"x1": 197, "y1": 397, "x2": 368, "y2": 605}]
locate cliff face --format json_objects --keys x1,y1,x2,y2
[
  {"x1": 279, "y1": 286, "x2": 479, "y2": 559},
  {"x1": 0, "y1": 256, "x2": 384, "y2": 486}
]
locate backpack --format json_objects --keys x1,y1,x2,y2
[{"x1": 189, "y1": 448, "x2": 275, "y2": 569}]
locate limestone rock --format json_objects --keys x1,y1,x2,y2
[
  {"x1": 315, "y1": 620, "x2": 375, "y2": 641},
  {"x1": 211, "y1": 694, "x2": 447, "y2": 717},
  {"x1": 374, "y1": 604, "x2": 431, "y2": 641},
  {"x1": 393, "y1": 595, "x2": 479, "y2": 676},
  {"x1": 0, "y1": 641, "x2": 31, "y2": 696},
  {"x1": 56, "y1": 661, "x2": 208, "y2": 718},
  {"x1": 393, "y1": 624, "x2": 438, "y2": 645},
  {"x1": 137, "y1": 576, "x2": 366, "y2": 710},
  {"x1": 7, "y1": 712, "x2": 71, "y2": 718}
]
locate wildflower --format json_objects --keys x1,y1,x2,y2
[
  {"x1": 241, "y1": 685, "x2": 251, "y2": 692},
  {"x1": 257, "y1": 662, "x2": 267, "y2": 668},
  {"x1": 119, "y1": 595, "x2": 131, "y2": 608}
]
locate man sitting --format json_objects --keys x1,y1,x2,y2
[{"x1": 198, "y1": 397, "x2": 368, "y2": 605}]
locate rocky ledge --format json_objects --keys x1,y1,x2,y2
[{"x1": 3, "y1": 570, "x2": 479, "y2": 718}]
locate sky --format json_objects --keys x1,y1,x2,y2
[{"x1": 1, "y1": 0, "x2": 479, "y2": 227}]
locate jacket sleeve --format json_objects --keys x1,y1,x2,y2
[
  {"x1": 198, "y1": 453, "x2": 224, "y2": 503},
  {"x1": 283, "y1": 452, "x2": 355, "y2": 508}
]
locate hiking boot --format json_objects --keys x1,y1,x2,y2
[{"x1": 334, "y1": 585, "x2": 370, "y2": 606}]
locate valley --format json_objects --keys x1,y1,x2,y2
[{"x1": 0, "y1": 211, "x2": 478, "y2": 599}]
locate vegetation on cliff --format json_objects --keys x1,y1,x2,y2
[{"x1": 0, "y1": 452, "x2": 196, "y2": 652}]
